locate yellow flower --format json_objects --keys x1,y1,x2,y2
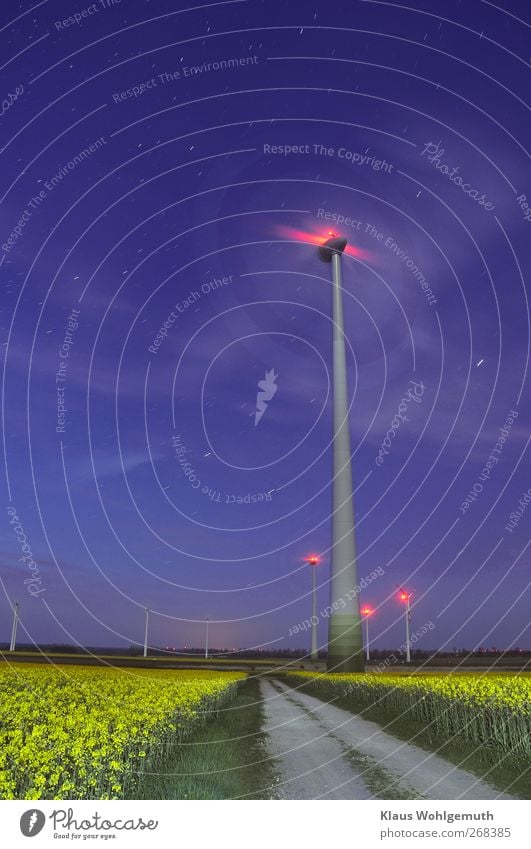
[{"x1": 0, "y1": 664, "x2": 244, "y2": 799}]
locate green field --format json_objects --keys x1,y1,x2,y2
[
  {"x1": 285, "y1": 670, "x2": 531, "y2": 798},
  {"x1": 0, "y1": 663, "x2": 245, "y2": 799},
  {"x1": 1, "y1": 662, "x2": 529, "y2": 800}
]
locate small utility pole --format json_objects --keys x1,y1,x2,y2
[
  {"x1": 143, "y1": 607, "x2": 150, "y2": 658},
  {"x1": 10, "y1": 602, "x2": 19, "y2": 652}
]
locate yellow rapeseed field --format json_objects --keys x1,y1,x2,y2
[
  {"x1": 287, "y1": 671, "x2": 531, "y2": 755},
  {"x1": 0, "y1": 664, "x2": 244, "y2": 800}
]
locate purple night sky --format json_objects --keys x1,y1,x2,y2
[{"x1": 1, "y1": 0, "x2": 530, "y2": 654}]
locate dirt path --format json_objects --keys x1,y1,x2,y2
[{"x1": 260, "y1": 679, "x2": 514, "y2": 800}]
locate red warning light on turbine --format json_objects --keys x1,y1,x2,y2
[{"x1": 274, "y1": 225, "x2": 373, "y2": 261}]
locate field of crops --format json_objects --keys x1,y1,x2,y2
[
  {"x1": 286, "y1": 671, "x2": 531, "y2": 757},
  {"x1": 0, "y1": 663, "x2": 244, "y2": 800}
]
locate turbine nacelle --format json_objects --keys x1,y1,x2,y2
[{"x1": 318, "y1": 235, "x2": 348, "y2": 263}]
